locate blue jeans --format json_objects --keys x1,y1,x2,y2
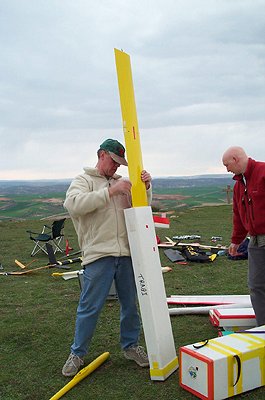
[{"x1": 71, "y1": 256, "x2": 141, "y2": 357}]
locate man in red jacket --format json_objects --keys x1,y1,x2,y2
[{"x1": 222, "y1": 146, "x2": 265, "y2": 326}]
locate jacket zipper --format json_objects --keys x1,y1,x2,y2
[
  {"x1": 242, "y1": 183, "x2": 255, "y2": 230},
  {"x1": 108, "y1": 179, "x2": 122, "y2": 256}
]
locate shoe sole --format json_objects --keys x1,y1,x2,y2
[
  {"x1": 62, "y1": 363, "x2": 84, "y2": 377},
  {"x1": 124, "y1": 353, "x2": 149, "y2": 367},
  {"x1": 62, "y1": 371, "x2": 78, "y2": 377}
]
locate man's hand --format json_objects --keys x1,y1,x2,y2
[
  {"x1": 108, "y1": 179, "x2": 132, "y2": 197},
  {"x1": 141, "y1": 170, "x2": 151, "y2": 190},
  {"x1": 228, "y1": 243, "x2": 240, "y2": 256}
]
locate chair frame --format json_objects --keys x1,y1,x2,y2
[{"x1": 27, "y1": 219, "x2": 65, "y2": 256}]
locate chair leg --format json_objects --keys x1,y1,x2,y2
[
  {"x1": 31, "y1": 242, "x2": 49, "y2": 256},
  {"x1": 52, "y1": 238, "x2": 65, "y2": 253}
]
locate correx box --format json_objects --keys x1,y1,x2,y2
[
  {"x1": 209, "y1": 308, "x2": 257, "y2": 331},
  {"x1": 179, "y1": 325, "x2": 265, "y2": 399}
]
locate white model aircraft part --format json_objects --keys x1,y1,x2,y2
[
  {"x1": 52, "y1": 270, "x2": 80, "y2": 280},
  {"x1": 158, "y1": 237, "x2": 177, "y2": 248},
  {"x1": 115, "y1": 48, "x2": 178, "y2": 380},
  {"x1": 161, "y1": 266, "x2": 172, "y2": 273},
  {"x1": 125, "y1": 206, "x2": 178, "y2": 380},
  {"x1": 169, "y1": 303, "x2": 252, "y2": 315},
  {"x1": 176, "y1": 242, "x2": 227, "y2": 250},
  {"x1": 168, "y1": 295, "x2": 251, "y2": 305}
]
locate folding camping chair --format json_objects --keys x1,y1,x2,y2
[{"x1": 27, "y1": 218, "x2": 66, "y2": 256}]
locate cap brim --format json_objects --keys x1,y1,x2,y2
[{"x1": 109, "y1": 151, "x2": 128, "y2": 166}]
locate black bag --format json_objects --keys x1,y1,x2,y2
[{"x1": 183, "y1": 246, "x2": 213, "y2": 263}]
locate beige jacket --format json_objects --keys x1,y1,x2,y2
[{"x1": 64, "y1": 167, "x2": 152, "y2": 266}]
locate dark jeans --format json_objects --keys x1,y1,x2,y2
[{"x1": 248, "y1": 239, "x2": 265, "y2": 326}]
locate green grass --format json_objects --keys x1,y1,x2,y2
[{"x1": 1, "y1": 206, "x2": 263, "y2": 399}]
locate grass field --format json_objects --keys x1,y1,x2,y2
[{"x1": 1, "y1": 205, "x2": 263, "y2": 400}]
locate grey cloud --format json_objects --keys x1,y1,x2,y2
[{"x1": 0, "y1": 0, "x2": 265, "y2": 178}]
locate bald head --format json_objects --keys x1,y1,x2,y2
[{"x1": 222, "y1": 146, "x2": 249, "y2": 175}]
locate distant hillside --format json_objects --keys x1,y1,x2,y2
[
  {"x1": 0, "y1": 175, "x2": 234, "y2": 193},
  {"x1": 152, "y1": 175, "x2": 233, "y2": 189},
  {"x1": 0, "y1": 175, "x2": 234, "y2": 220},
  {"x1": 0, "y1": 180, "x2": 71, "y2": 195}
]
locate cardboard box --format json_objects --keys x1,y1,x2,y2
[{"x1": 180, "y1": 325, "x2": 265, "y2": 399}]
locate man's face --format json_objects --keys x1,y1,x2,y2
[
  {"x1": 101, "y1": 151, "x2": 120, "y2": 177},
  {"x1": 223, "y1": 156, "x2": 242, "y2": 175}
]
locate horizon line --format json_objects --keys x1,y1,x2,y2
[{"x1": 0, "y1": 173, "x2": 232, "y2": 182}]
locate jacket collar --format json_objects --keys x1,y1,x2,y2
[
  {"x1": 83, "y1": 167, "x2": 121, "y2": 180},
  {"x1": 233, "y1": 158, "x2": 255, "y2": 183}
]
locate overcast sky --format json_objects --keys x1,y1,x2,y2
[{"x1": 1, "y1": 0, "x2": 265, "y2": 180}]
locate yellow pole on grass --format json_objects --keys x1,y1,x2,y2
[{"x1": 49, "y1": 352, "x2": 110, "y2": 400}]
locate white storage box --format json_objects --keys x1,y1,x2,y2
[
  {"x1": 209, "y1": 308, "x2": 257, "y2": 331},
  {"x1": 180, "y1": 325, "x2": 265, "y2": 399}
]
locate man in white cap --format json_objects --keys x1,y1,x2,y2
[{"x1": 62, "y1": 138, "x2": 152, "y2": 376}]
